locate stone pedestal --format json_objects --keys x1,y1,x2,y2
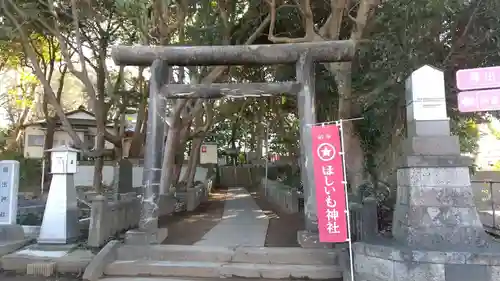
[
  {"x1": 347, "y1": 65, "x2": 500, "y2": 281},
  {"x1": 392, "y1": 162, "x2": 490, "y2": 250},
  {"x1": 346, "y1": 240, "x2": 500, "y2": 281},
  {"x1": 347, "y1": 154, "x2": 500, "y2": 281}
]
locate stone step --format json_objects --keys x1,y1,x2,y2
[
  {"x1": 100, "y1": 277, "x2": 341, "y2": 281},
  {"x1": 104, "y1": 260, "x2": 342, "y2": 279},
  {"x1": 116, "y1": 244, "x2": 338, "y2": 265}
]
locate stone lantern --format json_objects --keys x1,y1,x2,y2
[{"x1": 38, "y1": 145, "x2": 80, "y2": 244}]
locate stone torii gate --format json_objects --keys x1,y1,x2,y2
[{"x1": 111, "y1": 41, "x2": 355, "y2": 245}]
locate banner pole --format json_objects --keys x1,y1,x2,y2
[{"x1": 337, "y1": 119, "x2": 355, "y2": 281}]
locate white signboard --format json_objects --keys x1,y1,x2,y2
[
  {"x1": 0, "y1": 161, "x2": 20, "y2": 225},
  {"x1": 200, "y1": 143, "x2": 218, "y2": 164}
]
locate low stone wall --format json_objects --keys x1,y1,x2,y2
[
  {"x1": 176, "y1": 175, "x2": 215, "y2": 211},
  {"x1": 87, "y1": 193, "x2": 140, "y2": 247},
  {"x1": 260, "y1": 178, "x2": 300, "y2": 213},
  {"x1": 176, "y1": 185, "x2": 205, "y2": 212}
]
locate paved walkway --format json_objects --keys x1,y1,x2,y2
[{"x1": 194, "y1": 187, "x2": 269, "y2": 247}]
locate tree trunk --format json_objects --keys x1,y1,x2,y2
[
  {"x1": 174, "y1": 124, "x2": 191, "y2": 189},
  {"x1": 335, "y1": 63, "x2": 365, "y2": 192},
  {"x1": 128, "y1": 68, "x2": 148, "y2": 158},
  {"x1": 160, "y1": 121, "x2": 181, "y2": 194},
  {"x1": 128, "y1": 95, "x2": 147, "y2": 157},
  {"x1": 5, "y1": 107, "x2": 30, "y2": 151},
  {"x1": 185, "y1": 137, "x2": 203, "y2": 189},
  {"x1": 92, "y1": 38, "x2": 109, "y2": 194},
  {"x1": 93, "y1": 130, "x2": 105, "y2": 193}
]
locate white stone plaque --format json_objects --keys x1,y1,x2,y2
[
  {"x1": 407, "y1": 99, "x2": 448, "y2": 121},
  {"x1": 0, "y1": 161, "x2": 20, "y2": 225},
  {"x1": 200, "y1": 143, "x2": 218, "y2": 164},
  {"x1": 406, "y1": 65, "x2": 448, "y2": 121}
]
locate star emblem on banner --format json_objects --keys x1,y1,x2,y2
[{"x1": 317, "y1": 143, "x2": 336, "y2": 161}]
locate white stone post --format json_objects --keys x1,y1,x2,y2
[
  {"x1": 0, "y1": 160, "x2": 20, "y2": 226},
  {"x1": 38, "y1": 145, "x2": 80, "y2": 244},
  {"x1": 0, "y1": 160, "x2": 25, "y2": 242}
]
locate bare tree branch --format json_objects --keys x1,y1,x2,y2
[{"x1": 3, "y1": 0, "x2": 88, "y2": 151}]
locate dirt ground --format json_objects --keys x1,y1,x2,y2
[
  {"x1": 247, "y1": 186, "x2": 305, "y2": 247},
  {"x1": 160, "y1": 185, "x2": 228, "y2": 245}
]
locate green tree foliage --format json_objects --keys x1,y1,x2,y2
[{"x1": 0, "y1": 0, "x2": 495, "y2": 193}]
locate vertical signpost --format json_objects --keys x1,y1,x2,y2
[
  {"x1": 311, "y1": 124, "x2": 348, "y2": 242},
  {"x1": 0, "y1": 161, "x2": 20, "y2": 226},
  {"x1": 457, "y1": 66, "x2": 500, "y2": 112},
  {"x1": 310, "y1": 122, "x2": 354, "y2": 281}
]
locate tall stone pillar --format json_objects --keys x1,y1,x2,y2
[
  {"x1": 347, "y1": 65, "x2": 500, "y2": 281},
  {"x1": 296, "y1": 53, "x2": 324, "y2": 248},
  {"x1": 125, "y1": 59, "x2": 168, "y2": 245}
]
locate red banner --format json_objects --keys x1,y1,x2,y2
[{"x1": 311, "y1": 124, "x2": 348, "y2": 243}]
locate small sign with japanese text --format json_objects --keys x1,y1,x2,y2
[
  {"x1": 0, "y1": 161, "x2": 19, "y2": 225},
  {"x1": 311, "y1": 124, "x2": 348, "y2": 243}
]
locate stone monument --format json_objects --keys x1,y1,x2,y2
[
  {"x1": 346, "y1": 65, "x2": 500, "y2": 281},
  {"x1": 117, "y1": 159, "x2": 133, "y2": 194},
  {"x1": 38, "y1": 146, "x2": 80, "y2": 244},
  {"x1": 0, "y1": 161, "x2": 20, "y2": 226},
  {"x1": 0, "y1": 160, "x2": 26, "y2": 252}
]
